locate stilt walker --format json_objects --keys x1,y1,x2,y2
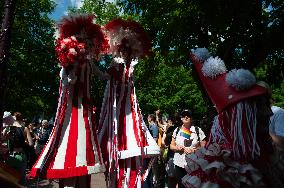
[
  {"x1": 29, "y1": 14, "x2": 108, "y2": 187},
  {"x1": 97, "y1": 19, "x2": 160, "y2": 188},
  {"x1": 182, "y1": 48, "x2": 274, "y2": 187}
]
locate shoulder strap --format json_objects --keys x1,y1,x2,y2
[
  {"x1": 174, "y1": 126, "x2": 181, "y2": 137},
  {"x1": 194, "y1": 126, "x2": 201, "y2": 144}
]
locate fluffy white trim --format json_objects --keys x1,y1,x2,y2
[
  {"x1": 108, "y1": 27, "x2": 143, "y2": 58},
  {"x1": 201, "y1": 56, "x2": 227, "y2": 78},
  {"x1": 191, "y1": 48, "x2": 211, "y2": 61},
  {"x1": 226, "y1": 69, "x2": 256, "y2": 90},
  {"x1": 113, "y1": 57, "x2": 139, "y2": 66}
]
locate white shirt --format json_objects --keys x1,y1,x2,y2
[
  {"x1": 269, "y1": 106, "x2": 284, "y2": 137},
  {"x1": 173, "y1": 125, "x2": 206, "y2": 168}
]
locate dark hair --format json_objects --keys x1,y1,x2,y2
[
  {"x1": 148, "y1": 114, "x2": 156, "y2": 121},
  {"x1": 13, "y1": 112, "x2": 23, "y2": 121},
  {"x1": 181, "y1": 109, "x2": 192, "y2": 118}
]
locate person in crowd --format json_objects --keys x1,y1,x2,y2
[
  {"x1": 147, "y1": 112, "x2": 166, "y2": 188},
  {"x1": 269, "y1": 104, "x2": 284, "y2": 186},
  {"x1": 152, "y1": 110, "x2": 166, "y2": 188},
  {"x1": 97, "y1": 18, "x2": 160, "y2": 187},
  {"x1": 170, "y1": 109, "x2": 206, "y2": 188},
  {"x1": 182, "y1": 48, "x2": 276, "y2": 187},
  {"x1": 26, "y1": 123, "x2": 37, "y2": 169},
  {"x1": 270, "y1": 105, "x2": 284, "y2": 152},
  {"x1": 29, "y1": 14, "x2": 107, "y2": 187},
  {"x1": 35, "y1": 120, "x2": 51, "y2": 156},
  {"x1": 1, "y1": 113, "x2": 20, "y2": 188},
  {"x1": 148, "y1": 114, "x2": 159, "y2": 142},
  {"x1": 162, "y1": 114, "x2": 179, "y2": 188},
  {"x1": 2, "y1": 111, "x2": 33, "y2": 187},
  {"x1": 141, "y1": 114, "x2": 160, "y2": 188}
]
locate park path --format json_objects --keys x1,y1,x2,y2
[{"x1": 27, "y1": 173, "x2": 107, "y2": 188}]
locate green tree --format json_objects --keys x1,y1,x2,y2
[
  {"x1": 3, "y1": 0, "x2": 58, "y2": 120},
  {"x1": 118, "y1": 0, "x2": 283, "y2": 69},
  {"x1": 116, "y1": 0, "x2": 284, "y2": 113},
  {"x1": 135, "y1": 53, "x2": 207, "y2": 118}
]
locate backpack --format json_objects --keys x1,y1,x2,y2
[{"x1": 7, "y1": 126, "x2": 26, "y2": 152}]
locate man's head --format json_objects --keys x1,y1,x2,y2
[
  {"x1": 3, "y1": 112, "x2": 15, "y2": 126},
  {"x1": 181, "y1": 109, "x2": 192, "y2": 126},
  {"x1": 147, "y1": 114, "x2": 155, "y2": 123},
  {"x1": 42, "y1": 120, "x2": 48, "y2": 128}
]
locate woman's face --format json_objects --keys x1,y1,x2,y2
[
  {"x1": 181, "y1": 116, "x2": 192, "y2": 127},
  {"x1": 28, "y1": 124, "x2": 34, "y2": 130}
]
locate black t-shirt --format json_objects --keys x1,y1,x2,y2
[{"x1": 7, "y1": 126, "x2": 26, "y2": 152}]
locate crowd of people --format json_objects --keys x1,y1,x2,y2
[
  {"x1": 1, "y1": 112, "x2": 52, "y2": 187},
  {"x1": 0, "y1": 13, "x2": 284, "y2": 188}
]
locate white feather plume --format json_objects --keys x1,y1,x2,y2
[
  {"x1": 192, "y1": 48, "x2": 211, "y2": 61},
  {"x1": 107, "y1": 27, "x2": 143, "y2": 58},
  {"x1": 226, "y1": 69, "x2": 256, "y2": 90},
  {"x1": 201, "y1": 56, "x2": 227, "y2": 78}
]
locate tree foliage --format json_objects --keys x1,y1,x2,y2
[
  {"x1": 135, "y1": 53, "x2": 207, "y2": 118},
  {"x1": 118, "y1": 0, "x2": 283, "y2": 69},
  {"x1": 1, "y1": 0, "x2": 283, "y2": 123},
  {"x1": 116, "y1": 0, "x2": 284, "y2": 111},
  {"x1": 2, "y1": 0, "x2": 58, "y2": 120}
]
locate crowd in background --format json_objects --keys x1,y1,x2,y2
[
  {"x1": 144, "y1": 109, "x2": 207, "y2": 188},
  {"x1": 1, "y1": 112, "x2": 52, "y2": 187},
  {"x1": 1, "y1": 101, "x2": 284, "y2": 188}
]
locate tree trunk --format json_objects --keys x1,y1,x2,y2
[{"x1": 0, "y1": 0, "x2": 16, "y2": 128}]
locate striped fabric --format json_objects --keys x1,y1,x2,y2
[
  {"x1": 98, "y1": 57, "x2": 160, "y2": 187},
  {"x1": 29, "y1": 62, "x2": 105, "y2": 179}
]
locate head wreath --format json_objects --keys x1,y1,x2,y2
[
  {"x1": 55, "y1": 14, "x2": 108, "y2": 67},
  {"x1": 104, "y1": 18, "x2": 151, "y2": 58}
]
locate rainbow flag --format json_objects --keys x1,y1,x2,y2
[{"x1": 180, "y1": 128, "x2": 192, "y2": 139}]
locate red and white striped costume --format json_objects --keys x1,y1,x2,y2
[
  {"x1": 29, "y1": 62, "x2": 105, "y2": 179},
  {"x1": 98, "y1": 57, "x2": 160, "y2": 187}
]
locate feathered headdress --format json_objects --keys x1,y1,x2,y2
[
  {"x1": 55, "y1": 14, "x2": 108, "y2": 67},
  {"x1": 104, "y1": 18, "x2": 151, "y2": 58}
]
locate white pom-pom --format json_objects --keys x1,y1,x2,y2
[
  {"x1": 201, "y1": 56, "x2": 227, "y2": 78},
  {"x1": 70, "y1": 36, "x2": 77, "y2": 41},
  {"x1": 192, "y1": 48, "x2": 211, "y2": 61},
  {"x1": 63, "y1": 38, "x2": 71, "y2": 43},
  {"x1": 226, "y1": 69, "x2": 256, "y2": 90},
  {"x1": 61, "y1": 44, "x2": 66, "y2": 49},
  {"x1": 69, "y1": 48, "x2": 77, "y2": 55}
]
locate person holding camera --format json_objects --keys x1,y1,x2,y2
[{"x1": 170, "y1": 109, "x2": 206, "y2": 188}]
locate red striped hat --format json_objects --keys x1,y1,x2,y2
[{"x1": 190, "y1": 48, "x2": 267, "y2": 113}]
